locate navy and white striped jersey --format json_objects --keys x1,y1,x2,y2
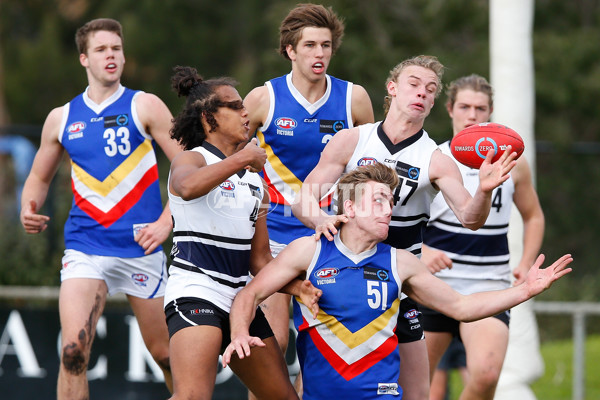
[
  {"x1": 425, "y1": 141, "x2": 515, "y2": 294},
  {"x1": 345, "y1": 122, "x2": 439, "y2": 256},
  {"x1": 165, "y1": 142, "x2": 264, "y2": 312}
]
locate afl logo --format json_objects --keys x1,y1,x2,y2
[
  {"x1": 358, "y1": 157, "x2": 377, "y2": 166},
  {"x1": 275, "y1": 117, "x2": 297, "y2": 130},
  {"x1": 131, "y1": 273, "x2": 149, "y2": 283},
  {"x1": 403, "y1": 309, "x2": 420, "y2": 320},
  {"x1": 220, "y1": 180, "x2": 235, "y2": 191},
  {"x1": 68, "y1": 121, "x2": 86, "y2": 133},
  {"x1": 314, "y1": 267, "x2": 339, "y2": 279}
]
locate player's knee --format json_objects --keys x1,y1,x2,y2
[
  {"x1": 147, "y1": 342, "x2": 170, "y2": 372},
  {"x1": 275, "y1": 335, "x2": 289, "y2": 354},
  {"x1": 471, "y1": 366, "x2": 501, "y2": 394},
  {"x1": 61, "y1": 341, "x2": 88, "y2": 375},
  {"x1": 155, "y1": 355, "x2": 171, "y2": 373}
]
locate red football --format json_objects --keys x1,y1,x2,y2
[{"x1": 450, "y1": 122, "x2": 524, "y2": 169}]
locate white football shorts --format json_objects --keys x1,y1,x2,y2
[{"x1": 60, "y1": 249, "x2": 167, "y2": 299}]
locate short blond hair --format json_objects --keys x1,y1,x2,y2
[
  {"x1": 336, "y1": 163, "x2": 399, "y2": 215},
  {"x1": 384, "y1": 55, "x2": 445, "y2": 115}
]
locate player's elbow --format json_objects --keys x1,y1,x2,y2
[{"x1": 460, "y1": 217, "x2": 484, "y2": 231}]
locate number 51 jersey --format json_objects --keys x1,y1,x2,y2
[
  {"x1": 58, "y1": 85, "x2": 164, "y2": 257},
  {"x1": 293, "y1": 234, "x2": 403, "y2": 399}
]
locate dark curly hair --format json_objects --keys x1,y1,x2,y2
[{"x1": 170, "y1": 66, "x2": 239, "y2": 150}]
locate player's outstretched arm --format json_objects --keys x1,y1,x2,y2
[
  {"x1": 222, "y1": 237, "x2": 318, "y2": 368},
  {"x1": 402, "y1": 251, "x2": 572, "y2": 323},
  {"x1": 432, "y1": 147, "x2": 516, "y2": 230}
]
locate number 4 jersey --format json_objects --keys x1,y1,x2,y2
[
  {"x1": 59, "y1": 85, "x2": 164, "y2": 257},
  {"x1": 424, "y1": 141, "x2": 515, "y2": 292},
  {"x1": 293, "y1": 234, "x2": 403, "y2": 399}
]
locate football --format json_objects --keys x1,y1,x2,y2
[{"x1": 450, "y1": 122, "x2": 524, "y2": 169}]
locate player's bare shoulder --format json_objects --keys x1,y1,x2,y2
[
  {"x1": 41, "y1": 106, "x2": 66, "y2": 143},
  {"x1": 428, "y1": 147, "x2": 461, "y2": 186},
  {"x1": 244, "y1": 85, "x2": 270, "y2": 128},
  {"x1": 321, "y1": 126, "x2": 360, "y2": 161},
  {"x1": 134, "y1": 92, "x2": 172, "y2": 129},
  {"x1": 394, "y1": 247, "x2": 427, "y2": 281},
  {"x1": 350, "y1": 84, "x2": 374, "y2": 125}
]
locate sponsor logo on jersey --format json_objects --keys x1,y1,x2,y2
[
  {"x1": 475, "y1": 137, "x2": 498, "y2": 159},
  {"x1": 248, "y1": 183, "x2": 262, "y2": 199},
  {"x1": 304, "y1": 118, "x2": 317, "y2": 123},
  {"x1": 358, "y1": 157, "x2": 378, "y2": 166},
  {"x1": 395, "y1": 161, "x2": 420, "y2": 180},
  {"x1": 403, "y1": 308, "x2": 421, "y2": 320},
  {"x1": 319, "y1": 119, "x2": 346, "y2": 134},
  {"x1": 363, "y1": 267, "x2": 390, "y2": 281},
  {"x1": 104, "y1": 114, "x2": 129, "y2": 128},
  {"x1": 131, "y1": 273, "x2": 149, "y2": 287},
  {"x1": 275, "y1": 117, "x2": 297, "y2": 130}
]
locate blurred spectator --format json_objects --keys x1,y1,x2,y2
[{"x1": 0, "y1": 134, "x2": 36, "y2": 213}]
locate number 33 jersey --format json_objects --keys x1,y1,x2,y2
[
  {"x1": 59, "y1": 85, "x2": 163, "y2": 257},
  {"x1": 293, "y1": 234, "x2": 403, "y2": 399}
]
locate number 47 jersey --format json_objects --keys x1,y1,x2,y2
[
  {"x1": 345, "y1": 121, "x2": 439, "y2": 256},
  {"x1": 59, "y1": 85, "x2": 164, "y2": 257},
  {"x1": 293, "y1": 234, "x2": 403, "y2": 399}
]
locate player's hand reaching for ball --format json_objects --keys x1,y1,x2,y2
[{"x1": 479, "y1": 146, "x2": 518, "y2": 193}]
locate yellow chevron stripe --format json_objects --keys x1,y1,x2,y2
[
  {"x1": 299, "y1": 297, "x2": 401, "y2": 349},
  {"x1": 256, "y1": 130, "x2": 302, "y2": 192},
  {"x1": 71, "y1": 139, "x2": 154, "y2": 196}
]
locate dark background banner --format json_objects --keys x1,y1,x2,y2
[{"x1": 0, "y1": 304, "x2": 299, "y2": 399}]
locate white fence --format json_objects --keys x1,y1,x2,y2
[{"x1": 532, "y1": 301, "x2": 600, "y2": 400}]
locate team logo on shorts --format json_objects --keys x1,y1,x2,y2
[
  {"x1": 403, "y1": 309, "x2": 420, "y2": 320},
  {"x1": 131, "y1": 273, "x2": 149, "y2": 287}
]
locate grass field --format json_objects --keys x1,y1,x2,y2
[{"x1": 445, "y1": 334, "x2": 600, "y2": 400}]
